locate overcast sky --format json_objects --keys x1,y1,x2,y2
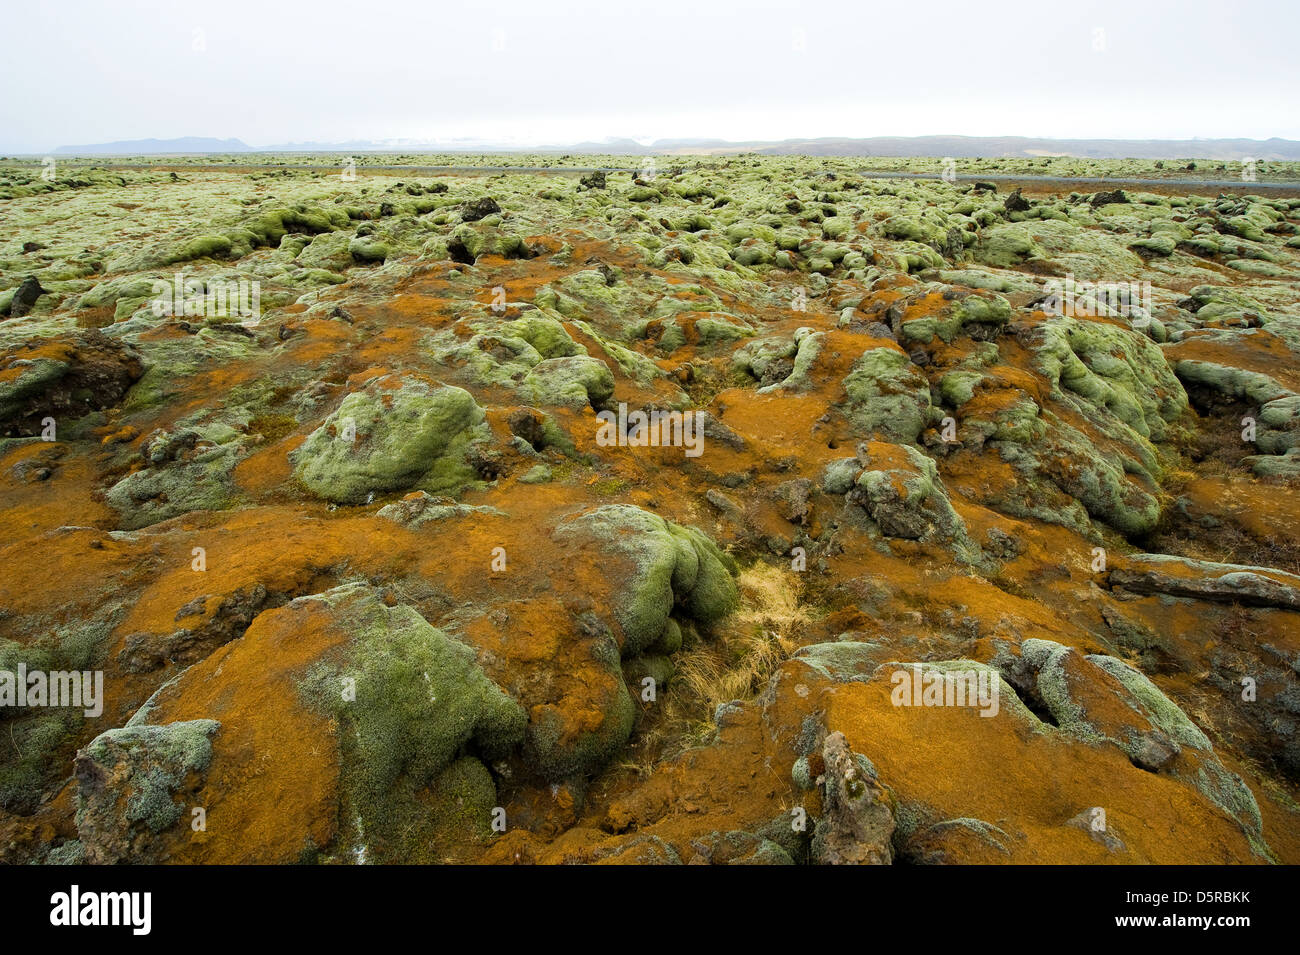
[{"x1": 2, "y1": 0, "x2": 1296, "y2": 152}]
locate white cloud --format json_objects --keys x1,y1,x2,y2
[{"x1": 1, "y1": 0, "x2": 1295, "y2": 151}]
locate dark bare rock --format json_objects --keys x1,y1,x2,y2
[
  {"x1": 1003, "y1": 188, "x2": 1031, "y2": 214},
  {"x1": 1110, "y1": 555, "x2": 1300, "y2": 611},
  {"x1": 0, "y1": 330, "x2": 144, "y2": 435},
  {"x1": 810, "y1": 731, "x2": 895, "y2": 864},
  {"x1": 7, "y1": 276, "x2": 47, "y2": 317},
  {"x1": 1091, "y1": 189, "x2": 1129, "y2": 206},
  {"x1": 117, "y1": 584, "x2": 281, "y2": 673},
  {"x1": 461, "y1": 197, "x2": 502, "y2": 222}
]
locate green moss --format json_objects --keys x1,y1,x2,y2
[
  {"x1": 734, "y1": 334, "x2": 800, "y2": 384},
  {"x1": 0, "y1": 711, "x2": 78, "y2": 812},
  {"x1": 556, "y1": 505, "x2": 739, "y2": 654},
  {"x1": 1011, "y1": 641, "x2": 1268, "y2": 854},
  {"x1": 76, "y1": 720, "x2": 219, "y2": 834},
  {"x1": 1183, "y1": 285, "x2": 1271, "y2": 323},
  {"x1": 348, "y1": 236, "x2": 390, "y2": 263},
  {"x1": 293, "y1": 379, "x2": 486, "y2": 504},
  {"x1": 106, "y1": 440, "x2": 242, "y2": 529},
  {"x1": 522, "y1": 355, "x2": 615, "y2": 410},
  {"x1": 841, "y1": 346, "x2": 933, "y2": 443},
  {"x1": 298, "y1": 584, "x2": 525, "y2": 852},
  {"x1": 1173, "y1": 359, "x2": 1290, "y2": 406},
  {"x1": 120, "y1": 330, "x2": 261, "y2": 413},
  {"x1": 1037, "y1": 317, "x2": 1187, "y2": 440},
  {"x1": 1019, "y1": 639, "x2": 1095, "y2": 738},
  {"x1": 694, "y1": 316, "x2": 754, "y2": 344},
  {"x1": 649, "y1": 618, "x2": 683, "y2": 655},
  {"x1": 504, "y1": 312, "x2": 582, "y2": 359},
  {"x1": 1130, "y1": 235, "x2": 1176, "y2": 256},
  {"x1": 167, "y1": 234, "x2": 232, "y2": 264},
  {"x1": 126, "y1": 767, "x2": 187, "y2": 832},
  {"x1": 752, "y1": 329, "x2": 823, "y2": 394},
  {"x1": 939, "y1": 370, "x2": 984, "y2": 407},
  {"x1": 75, "y1": 276, "x2": 159, "y2": 311},
  {"x1": 427, "y1": 756, "x2": 498, "y2": 844},
  {"x1": 572, "y1": 320, "x2": 668, "y2": 388},
  {"x1": 973, "y1": 224, "x2": 1046, "y2": 267},
  {"x1": 669, "y1": 524, "x2": 740, "y2": 624},
  {"x1": 821, "y1": 216, "x2": 853, "y2": 240},
  {"x1": 296, "y1": 232, "x2": 354, "y2": 271},
  {"x1": 536, "y1": 413, "x2": 577, "y2": 456}
]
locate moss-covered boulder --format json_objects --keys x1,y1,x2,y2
[
  {"x1": 299, "y1": 583, "x2": 526, "y2": 847},
  {"x1": 296, "y1": 232, "x2": 355, "y2": 271},
  {"x1": 946, "y1": 314, "x2": 1189, "y2": 538},
  {"x1": 847, "y1": 442, "x2": 981, "y2": 563},
  {"x1": 73, "y1": 720, "x2": 220, "y2": 864},
  {"x1": 1001, "y1": 639, "x2": 1266, "y2": 856},
  {"x1": 292, "y1": 376, "x2": 486, "y2": 504},
  {"x1": 108, "y1": 445, "x2": 242, "y2": 529},
  {"x1": 1109, "y1": 554, "x2": 1300, "y2": 612},
  {"x1": 504, "y1": 311, "x2": 583, "y2": 359},
  {"x1": 522, "y1": 355, "x2": 615, "y2": 410},
  {"x1": 0, "y1": 331, "x2": 143, "y2": 435},
  {"x1": 167, "y1": 235, "x2": 233, "y2": 264},
  {"x1": 105, "y1": 419, "x2": 246, "y2": 529},
  {"x1": 1172, "y1": 359, "x2": 1292, "y2": 407},
  {"x1": 75, "y1": 583, "x2": 527, "y2": 863},
  {"x1": 555, "y1": 504, "x2": 739, "y2": 655},
  {"x1": 840, "y1": 346, "x2": 934, "y2": 443},
  {"x1": 1256, "y1": 394, "x2": 1300, "y2": 454},
  {"x1": 1180, "y1": 285, "x2": 1271, "y2": 325},
  {"x1": 348, "y1": 236, "x2": 391, "y2": 264},
  {"x1": 973, "y1": 224, "x2": 1046, "y2": 267},
  {"x1": 1035, "y1": 316, "x2": 1188, "y2": 442},
  {"x1": 896, "y1": 291, "x2": 1012, "y2": 346}
]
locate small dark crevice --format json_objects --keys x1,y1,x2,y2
[{"x1": 447, "y1": 237, "x2": 475, "y2": 265}]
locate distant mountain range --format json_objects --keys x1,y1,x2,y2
[
  {"x1": 54, "y1": 137, "x2": 256, "y2": 155},
  {"x1": 50, "y1": 135, "x2": 1300, "y2": 160}
]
